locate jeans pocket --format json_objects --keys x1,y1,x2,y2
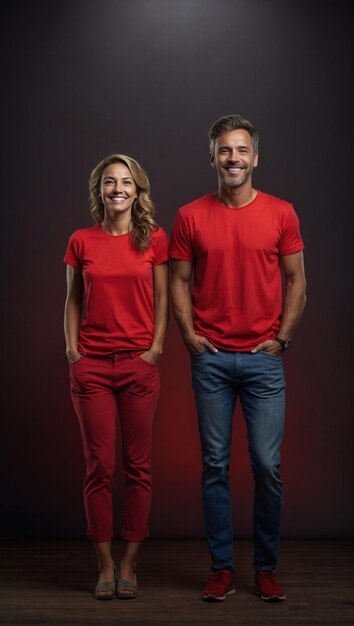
[
  {"x1": 70, "y1": 356, "x2": 86, "y2": 367},
  {"x1": 261, "y1": 351, "x2": 282, "y2": 359},
  {"x1": 138, "y1": 355, "x2": 158, "y2": 367},
  {"x1": 134, "y1": 350, "x2": 157, "y2": 367},
  {"x1": 191, "y1": 349, "x2": 207, "y2": 359}
]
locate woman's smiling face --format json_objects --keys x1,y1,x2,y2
[{"x1": 100, "y1": 162, "x2": 137, "y2": 219}]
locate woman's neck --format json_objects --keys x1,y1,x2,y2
[{"x1": 101, "y1": 214, "x2": 132, "y2": 236}]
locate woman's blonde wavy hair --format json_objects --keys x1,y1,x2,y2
[{"x1": 89, "y1": 154, "x2": 157, "y2": 252}]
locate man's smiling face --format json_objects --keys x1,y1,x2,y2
[{"x1": 211, "y1": 129, "x2": 258, "y2": 188}]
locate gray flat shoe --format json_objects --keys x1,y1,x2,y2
[
  {"x1": 93, "y1": 566, "x2": 117, "y2": 601},
  {"x1": 117, "y1": 573, "x2": 138, "y2": 599}
]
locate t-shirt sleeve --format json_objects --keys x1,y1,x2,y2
[
  {"x1": 63, "y1": 232, "x2": 82, "y2": 267},
  {"x1": 279, "y1": 205, "x2": 305, "y2": 256},
  {"x1": 169, "y1": 210, "x2": 193, "y2": 261},
  {"x1": 152, "y1": 228, "x2": 169, "y2": 265}
]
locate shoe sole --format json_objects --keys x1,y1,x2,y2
[
  {"x1": 255, "y1": 586, "x2": 286, "y2": 602},
  {"x1": 202, "y1": 587, "x2": 236, "y2": 602},
  {"x1": 93, "y1": 592, "x2": 116, "y2": 601}
]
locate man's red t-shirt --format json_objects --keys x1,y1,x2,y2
[
  {"x1": 169, "y1": 191, "x2": 304, "y2": 351},
  {"x1": 64, "y1": 225, "x2": 169, "y2": 355}
]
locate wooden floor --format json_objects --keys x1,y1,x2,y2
[{"x1": 0, "y1": 539, "x2": 353, "y2": 625}]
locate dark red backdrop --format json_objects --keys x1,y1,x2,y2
[{"x1": 2, "y1": 0, "x2": 353, "y2": 539}]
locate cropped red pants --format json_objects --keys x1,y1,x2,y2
[{"x1": 70, "y1": 351, "x2": 160, "y2": 543}]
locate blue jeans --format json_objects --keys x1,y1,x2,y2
[{"x1": 191, "y1": 349, "x2": 285, "y2": 572}]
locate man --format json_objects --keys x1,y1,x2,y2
[{"x1": 169, "y1": 114, "x2": 306, "y2": 602}]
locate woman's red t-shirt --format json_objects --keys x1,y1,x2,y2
[{"x1": 64, "y1": 225, "x2": 169, "y2": 355}]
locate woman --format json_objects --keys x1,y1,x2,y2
[{"x1": 64, "y1": 154, "x2": 169, "y2": 600}]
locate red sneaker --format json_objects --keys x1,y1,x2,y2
[
  {"x1": 202, "y1": 570, "x2": 235, "y2": 602},
  {"x1": 255, "y1": 571, "x2": 286, "y2": 601}
]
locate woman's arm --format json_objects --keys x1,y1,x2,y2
[
  {"x1": 64, "y1": 265, "x2": 85, "y2": 363},
  {"x1": 141, "y1": 262, "x2": 169, "y2": 364}
]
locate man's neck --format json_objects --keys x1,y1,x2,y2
[{"x1": 216, "y1": 182, "x2": 257, "y2": 208}]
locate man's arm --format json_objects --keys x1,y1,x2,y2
[
  {"x1": 252, "y1": 251, "x2": 307, "y2": 354},
  {"x1": 278, "y1": 250, "x2": 307, "y2": 340},
  {"x1": 171, "y1": 259, "x2": 217, "y2": 354}
]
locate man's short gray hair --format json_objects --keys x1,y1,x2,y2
[{"x1": 208, "y1": 114, "x2": 259, "y2": 154}]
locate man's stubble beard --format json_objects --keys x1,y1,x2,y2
[{"x1": 222, "y1": 169, "x2": 251, "y2": 187}]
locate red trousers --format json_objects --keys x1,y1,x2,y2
[{"x1": 70, "y1": 352, "x2": 160, "y2": 543}]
